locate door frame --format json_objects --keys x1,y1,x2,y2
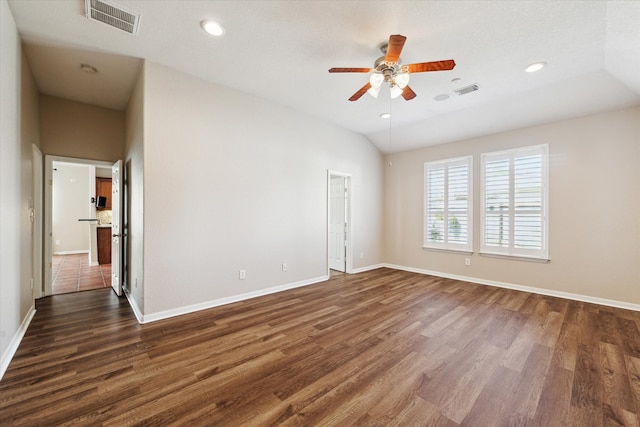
[
  {"x1": 32, "y1": 144, "x2": 43, "y2": 299},
  {"x1": 327, "y1": 170, "x2": 352, "y2": 276},
  {"x1": 43, "y1": 155, "x2": 116, "y2": 297}
]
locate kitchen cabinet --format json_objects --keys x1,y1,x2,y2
[
  {"x1": 97, "y1": 227, "x2": 112, "y2": 264},
  {"x1": 96, "y1": 178, "x2": 112, "y2": 210}
]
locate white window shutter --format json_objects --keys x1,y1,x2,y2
[
  {"x1": 424, "y1": 156, "x2": 472, "y2": 252},
  {"x1": 481, "y1": 145, "x2": 548, "y2": 260}
]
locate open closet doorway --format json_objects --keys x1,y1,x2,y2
[
  {"x1": 327, "y1": 171, "x2": 352, "y2": 276},
  {"x1": 44, "y1": 155, "x2": 124, "y2": 297}
]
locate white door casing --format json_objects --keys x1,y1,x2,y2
[
  {"x1": 327, "y1": 171, "x2": 352, "y2": 273},
  {"x1": 111, "y1": 160, "x2": 123, "y2": 296},
  {"x1": 32, "y1": 144, "x2": 43, "y2": 299},
  {"x1": 43, "y1": 155, "x2": 115, "y2": 296}
]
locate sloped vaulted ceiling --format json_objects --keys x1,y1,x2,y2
[{"x1": 8, "y1": 0, "x2": 640, "y2": 153}]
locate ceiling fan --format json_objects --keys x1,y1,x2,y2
[{"x1": 329, "y1": 34, "x2": 456, "y2": 101}]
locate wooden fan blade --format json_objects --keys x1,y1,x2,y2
[
  {"x1": 385, "y1": 35, "x2": 407, "y2": 63},
  {"x1": 405, "y1": 60, "x2": 456, "y2": 73},
  {"x1": 349, "y1": 82, "x2": 372, "y2": 101},
  {"x1": 329, "y1": 67, "x2": 372, "y2": 73},
  {"x1": 402, "y1": 85, "x2": 417, "y2": 101}
]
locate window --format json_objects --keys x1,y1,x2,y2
[
  {"x1": 481, "y1": 144, "x2": 548, "y2": 260},
  {"x1": 424, "y1": 156, "x2": 472, "y2": 252}
]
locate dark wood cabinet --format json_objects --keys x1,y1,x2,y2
[
  {"x1": 96, "y1": 178, "x2": 112, "y2": 210},
  {"x1": 97, "y1": 227, "x2": 112, "y2": 265}
]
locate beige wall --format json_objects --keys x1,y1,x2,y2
[
  {"x1": 141, "y1": 61, "x2": 384, "y2": 317},
  {"x1": 20, "y1": 49, "x2": 40, "y2": 312},
  {"x1": 40, "y1": 95, "x2": 125, "y2": 162},
  {"x1": 1, "y1": 1, "x2": 40, "y2": 377},
  {"x1": 124, "y1": 64, "x2": 145, "y2": 311},
  {"x1": 384, "y1": 107, "x2": 640, "y2": 305}
]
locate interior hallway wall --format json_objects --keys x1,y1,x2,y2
[
  {"x1": 39, "y1": 95, "x2": 125, "y2": 162},
  {"x1": 124, "y1": 63, "x2": 145, "y2": 312},
  {"x1": 0, "y1": 1, "x2": 40, "y2": 378}
]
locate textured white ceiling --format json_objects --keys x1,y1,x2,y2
[{"x1": 8, "y1": 0, "x2": 640, "y2": 153}]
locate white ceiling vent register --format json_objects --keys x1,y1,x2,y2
[
  {"x1": 85, "y1": 0, "x2": 140, "y2": 35},
  {"x1": 454, "y1": 83, "x2": 480, "y2": 96}
]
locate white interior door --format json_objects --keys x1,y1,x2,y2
[
  {"x1": 328, "y1": 175, "x2": 346, "y2": 272},
  {"x1": 111, "y1": 160, "x2": 123, "y2": 296}
]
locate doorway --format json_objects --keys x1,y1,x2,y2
[
  {"x1": 43, "y1": 155, "x2": 122, "y2": 297},
  {"x1": 327, "y1": 171, "x2": 352, "y2": 275}
]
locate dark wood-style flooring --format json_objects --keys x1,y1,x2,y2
[{"x1": 1, "y1": 268, "x2": 639, "y2": 426}]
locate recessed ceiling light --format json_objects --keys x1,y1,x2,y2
[
  {"x1": 201, "y1": 20, "x2": 225, "y2": 36},
  {"x1": 434, "y1": 94, "x2": 450, "y2": 101},
  {"x1": 525, "y1": 62, "x2": 547, "y2": 73},
  {"x1": 80, "y1": 64, "x2": 98, "y2": 74},
  {"x1": 451, "y1": 78, "x2": 462, "y2": 85},
  {"x1": 379, "y1": 113, "x2": 391, "y2": 119}
]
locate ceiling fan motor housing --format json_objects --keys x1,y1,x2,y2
[{"x1": 373, "y1": 56, "x2": 402, "y2": 82}]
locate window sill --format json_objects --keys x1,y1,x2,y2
[
  {"x1": 423, "y1": 247, "x2": 473, "y2": 256},
  {"x1": 479, "y1": 252, "x2": 550, "y2": 263}
]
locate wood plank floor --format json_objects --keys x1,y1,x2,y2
[{"x1": 1, "y1": 268, "x2": 639, "y2": 426}]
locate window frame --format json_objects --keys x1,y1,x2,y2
[
  {"x1": 480, "y1": 144, "x2": 549, "y2": 261},
  {"x1": 423, "y1": 156, "x2": 473, "y2": 253}
]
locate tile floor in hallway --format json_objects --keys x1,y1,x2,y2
[{"x1": 52, "y1": 253, "x2": 111, "y2": 295}]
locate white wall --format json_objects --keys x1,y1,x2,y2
[
  {"x1": 140, "y1": 61, "x2": 384, "y2": 317},
  {"x1": 384, "y1": 107, "x2": 640, "y2": 306},
  {"x1": 52, "y1": 163, "x2": 91, "y2": 254}
]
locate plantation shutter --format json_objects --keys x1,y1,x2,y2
[
  {"x1": 481, "y1": 145, "x2": 548, "y2": 260},
  {"x1": 424, "y1": 157, "x2": 472, "y2": 252}
]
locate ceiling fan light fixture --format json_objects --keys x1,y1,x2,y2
[
  {"x1": 369, "y1": 73, "x2": 384, "y2": 88},
  {"x1": 525, "y1": 61, "x2": 547, "y2": 73},
  {"x1": 201, "y1": 20, "x2": 225, "y2": 36},
  {"x1": 394, "y1": 73, "x2": 410, "y2": 89},
  {"x1": 367, "y1": 85, "x2": 381, "y2": 99},
  {"x1": 389, "y1": 84, "x2": 403, "y2": 99}
]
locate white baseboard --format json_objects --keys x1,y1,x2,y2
[
  {"x1": 383, "y1": 263, "x2": 640, "y2": 312},
  {"x1": 351, "y1": 263, "x2": 385, "y2": 274},
  {"x1": 139, "y1": 275, "x2": 330, "y2": 324},
  {"x1": 124, "y1": 289, "x2": 144, "y2": 324},
  {"x1": 0, "y1": 305, "x2": 36, "y2": 381},
  {"x1": 53, "y1": 250, "x2": 89, "y2": 256}
]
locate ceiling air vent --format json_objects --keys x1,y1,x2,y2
[
  {"x1": 85, "y1": 0, "x2": 140, "y2": 35},
  {"x1": 454, "y1": 83, "x2": 479, "y2": 96}
]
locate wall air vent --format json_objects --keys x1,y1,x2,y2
[
  {"x1": 454, "y1": 83, "x2": 480, "y2": 96},
  {"x1": 85, "y1": 0, "x2": 140, "y2": 35}
]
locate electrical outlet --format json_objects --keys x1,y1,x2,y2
[
  {"x1": 360, "y1": 252, "x2": 364, "y2": 259},
  {"x1": 239, "y1": 269, "x2": 246, "y2": 280},
  {"x1": 55, "y1": 240, "x2": 60, "y2": 245},
  {"x1": 282, "y1": 263, "x2": 287, "y2": 271},
  {"x1": 135, "y1": 278, "x2": 138, "y2": 288},
  {"x1": 465, "y1": 258, "x2": 471, "y2": 266}
]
